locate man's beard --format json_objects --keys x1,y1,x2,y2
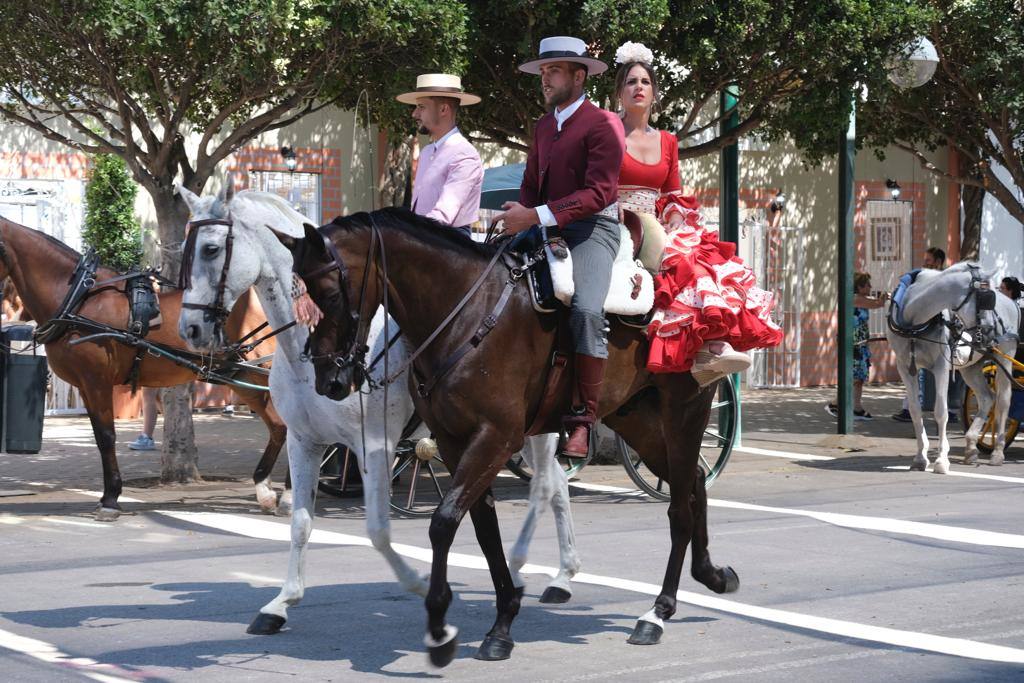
[
  {"x1": 544, "y1": 84, "x2": 573, "y2": 109},
  {"x1": 417, "y1": 124, "x2": 429, "y2": 135}
]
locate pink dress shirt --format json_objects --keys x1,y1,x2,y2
[{"x1": 412, "y1": 128, "x2": 483, "y2": 227}]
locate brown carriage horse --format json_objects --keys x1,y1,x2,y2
[
  {"x1": 0, "y1": 217, "x2": 287, "y2": 520},
  {"x1": 284, "y1": 208, "x2": 738, "y2": 666}
]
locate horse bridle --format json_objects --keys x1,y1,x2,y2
[
  {"x1": 179, "y1": 217, "x2": 235, "y2": 331},
  {"x1": 951, "y1": 264, "x2": 1001, "y2": 348},
  {"x1": 301, "y1": 221, "x2": 383, "y2": 383}
]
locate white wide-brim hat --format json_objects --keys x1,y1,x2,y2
[
  {"x1": 396, "y1": 73, "x2": 481, "y2": 106},
  {"x1": 518, "y1": 36, "x2": 608, "y2": 76}
]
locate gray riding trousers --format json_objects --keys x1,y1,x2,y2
[{"x1": 558, "y1": 214, "x2": 620, "y2": 358}]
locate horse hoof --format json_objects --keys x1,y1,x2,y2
[
  {"x1": 94, "y1": 507, "x2": 121, "y2": 522},
  {"x1": 475, "y1": 634, "x2": 515, "y2": 661},
  {"x1": 627, "y1": 620, "x2": 663, "y2": 645},
  {"x1": 719, "y1": 566, "x2": 740, "y2": 594},
  {"x1": 964, "y1": 453, "x2": 979, "y2": 466},
  {"x1": 909, "y1": 461, "x2": 927, "y2": 472},
  {"x1": 933, "y1": 461, "x2": 950, "y2": 475},
  {"x1": 540, "y1": 586, "x2": 572, "y2": 604},
  {"x1": 247, "y1": 612, "x2": 286, "y2": 635},
  {"x1": 426, "y1": 626, "x2": 458, "y2": 668}
]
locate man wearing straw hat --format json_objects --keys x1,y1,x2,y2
[
  {"x1": 494, "y1": 36, "x2": 625, "y2": 460},
  {"x1": 397, "y1": 74, "x2": 484, "y2": 239}
]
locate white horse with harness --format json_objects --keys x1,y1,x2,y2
[
  {"x1": 885, "y1": 262, "x2": 1019, "y2": 471},
  {"x1": 176, "y1": 187, "x2": 582, "y2": 635}
]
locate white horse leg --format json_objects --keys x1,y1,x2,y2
[
  {"x1": 896, "y1": 363, "x2": 930, "y2": 470},
  {"x1": 932, "y1": 366, "x2": 951, "y2": 474},
  {"x1": 248, "y1": 434, "x2": 321, "y2": 634},
  {"x1": 960, "y1": 364, "x2": 992, "y2": 466},
  {"x1": 989, "y1": 363, "x2": 1012, "y2": 466},
  {"x1": 509, "y1": 435, "x2": 554, "y2": 591},
  {"x1": 359, "y1": 441, "x2": 430, "y2": 596},
  {"x1": 543, "y1": 437, "x2": 581, "y2": 603}
]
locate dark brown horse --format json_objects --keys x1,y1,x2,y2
[
  {"x1": 284, "y1": 209, "x2": 738, "y2": 666},
  {"x1": 0, "y1": 218, "x2": 287, "y2": 520}
]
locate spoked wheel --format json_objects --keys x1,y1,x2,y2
[
  {"x1": 617, "y1": 378, "x2": 739, "y2": 500},
  {"x1": 389, "y1": 438, "x2": 452, "y2": 517},
  {"x1": 318, "y1": 444, "x2": 363, "y2": 498},
  {"x1": 505, "y1": 431, "x2": 592, "y2": 482},
  {"x1": 962, "y1": 365, "x2": 1019, "y2": 454}
]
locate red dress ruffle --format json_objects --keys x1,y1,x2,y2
[{"x1": 618, "y1": 133, "x2": 783, "y2": 373}]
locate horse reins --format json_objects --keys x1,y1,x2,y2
[{"x1": 303, "y1": 217, "x2": 522, "y2": 397}]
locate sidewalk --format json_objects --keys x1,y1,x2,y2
[
  {"x1": 739, "y1": 383, "x2": 974, "y2": 458},
  {"x1": 0, "y1": 383, "x2": 999, "y2": 507}
]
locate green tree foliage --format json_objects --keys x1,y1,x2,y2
[
  {"x1": 0, "y1": 0, "x2": 467, "y2": 272},
  {"x1": 396, "y1": 0, "x2": 926, "y2": 160},
  {"x1": 859, "y1": 0, "x2": 1024, "y2": 228},
  {"x1": 83, "y1": 154, "x2": 143, "y2": 271}
]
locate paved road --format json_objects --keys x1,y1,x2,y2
[{"x1": 1, "y1": 386, "x2": 1023, "y2": 681}]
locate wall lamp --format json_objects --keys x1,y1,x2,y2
[
  {"x1": 769, "y1": 190, "x2": 786, "y2": 213},
  {"x1": 886, "y1": 178, "x2": 901, "y2": 200},
  {"x1": 280, "y1": 146, "x2": 298, "y2": 172}
]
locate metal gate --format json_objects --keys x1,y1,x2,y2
[
  {"x1": 863, "y1": 199, "x2": 913, "y2": 339},
  {"x1": 747, "y1": 216, "x2": 803, "y2": 387}
]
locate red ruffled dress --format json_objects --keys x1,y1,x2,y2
[{"x1": 618, "y1": 130, "x2": 783, "y2": 373}]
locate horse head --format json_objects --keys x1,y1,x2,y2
[
  {"x1": 276, "y1": 215, "x2": 384, "y2": 401},
  {"x1": 176, "y1": 185, "x2": 305, "y2": 352}
]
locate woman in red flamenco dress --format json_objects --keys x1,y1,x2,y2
[{"x1": 613, "y1": 42, "x2": 783, "y2": 385}]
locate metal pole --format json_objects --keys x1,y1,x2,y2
[
  {"x1": 837, "y1": 97, "x2": 855, "y2": 434},
  {"x1": 720, "y1": 86, "x2": 742, "y2": 444}
]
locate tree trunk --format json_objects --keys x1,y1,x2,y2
[
  {"x1": 150, "y1": 188, "x2": 202, "y2": 484},
  {"x1": 960, "y1": 183, "x2": 984, "y2": 261},
  {"x1": 378, "y1": 136, "x2": 414, "y2": 209}
]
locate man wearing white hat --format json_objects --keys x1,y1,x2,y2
[
  {"x1": 495, "y1": 36, "x2": 626, "y2": 460},
  {"x1": 397, "y1": 74, "x2": 484, "y2": 238}
]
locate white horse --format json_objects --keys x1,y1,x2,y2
[
  {"x1": 884, "y1": 263, "x2": 1019, "y2": 472},
  {"x1": 176, "y1": 188, "x2": 581, "y2": 635}
]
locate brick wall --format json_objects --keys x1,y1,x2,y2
[{"x1": 0, "y1": 151, "x2": 91, "y2": 179}]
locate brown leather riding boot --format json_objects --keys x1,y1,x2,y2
[{"x1": 562, "y1": 354, "x2": 606, "y2": 459}]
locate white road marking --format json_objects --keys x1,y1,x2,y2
[
  {"x1": 231, "y1": 571, "x2": 283, "y2": 586},
  {"x1": 709, "y1": 498, "x2": 1024, "y2": 549},
  {"x1": 0, "y1": 626, "x2": 142, "y2": 682},
  {"x1": 567, "y1": 481, "x2": 646, "y2": 497},
  {"x1": 65, "y1": 489, "x2": 143, "y2": 504},
  {"x1": 733, "y1": 445, "x2": 836, "y2": 461},
  {"x1": 886, "y1": 465, "x2": 1024, "y2": 484},
  {"x1": 153, "y1": 509, "x2": 1024, "y2": 664}
]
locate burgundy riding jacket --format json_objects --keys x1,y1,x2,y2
[{"x1": 520, "y1": 99, "x2": 625, "y2": 229}]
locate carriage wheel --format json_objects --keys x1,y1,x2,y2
[
  {"x1": 617, "y1": 378, "x2": 739, "y2": 500},
  {"x1": 505, "y1": 431, "x2": 592, "y2": 482},
  {"x1": 961, "y1": 369, "x2": 1019, "y2": 454},
  {"x1": 318, "y1": 444, "x2": 363, "y2": 498},
  {"x1": 388, "y1": 438, "x2": 452, "y2": 517}
]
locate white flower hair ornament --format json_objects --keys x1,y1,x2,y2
[{"x1": 615, "y1": 41, "x2": 655, "y2": 66}]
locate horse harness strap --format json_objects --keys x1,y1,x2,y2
[
  {"x1": 415, "y1": 256, "x2": 524, "y2": 397},
  {"x1": 381, "y1": 237, "x2": 520, "y2": 394},
  {"x1": 33, "y1": 249, "x2": 101, "y2": 345}
]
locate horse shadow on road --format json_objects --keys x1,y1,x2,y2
[{"x1": 2, "y1": 579, "x2": 655, "y2": 677}]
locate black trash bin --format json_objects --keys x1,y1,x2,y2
[{"x1": 1, "y1": 324, "x2": 47, "y2": 454}]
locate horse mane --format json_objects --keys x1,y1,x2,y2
[
  {"x1": 227, "y1": 190, "x2": 314, "y2": 237},
  {"x1": 328, "y1": 207, "x2": 499, "y2": 259}
]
